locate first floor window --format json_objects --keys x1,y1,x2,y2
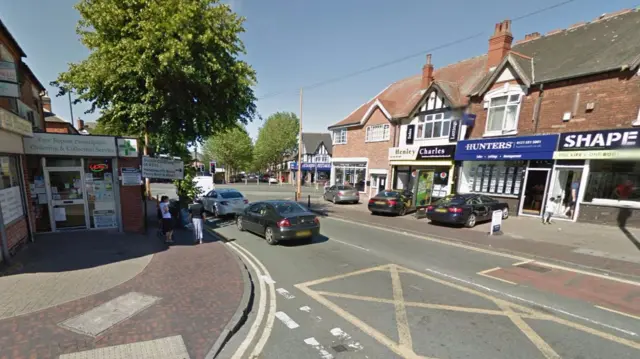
[
  {"x1": 584, "y1": 161, "x2": 640, "y2": 203},
  {"x1": 365, "y1": 124, "x2": 390, "y2": 142},
  {"x1": 333, "y1": 129, "x2": 347, "y2": 144},
  {"x1": 418, "y1": 112, "x2": 452, "y2": 139},
  {"x1": 486, "y1": 94, "x2": 521, "y2": 134}
]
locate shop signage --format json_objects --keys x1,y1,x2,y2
[
  {"x1": 142, "y1": 156, "x2": 184, "y2": 180},
  {"x1": 462, "y1": 113, "x2": 476, "y2": 126},
  {"x1": 417, "y1": 145, "x2": 456, "y2": 160},
  {"x1": 0, "y1": 61, "x2": 17, "y2": 83},
  {"x1": 553, "y1": 149, "x2": 640, "y2": 160},
  {"x1": 0, "y1": 186, "x2": 24, "y2": 225},
  {"x1": 448, "y1": 119, "x2": 460, "y2": 142},
  {"x1": 558, "y1": 129, "x2": 640, "y2": 151},
  {"x1": 389, "y1": 146, "x2": 418, "y2": 161},
  {"x1": 0, "y1": 81, "x2": 19, "y2": 98},
  {"x1": 406, "y1": 124, "x2": 415, "y2": 145},
  {"x1": 121, "y1": 167, "x2": 142, "y2": 186},
  {"x1": 89, "y1": 163, "x2": 108, "y2": 172},
  {"x1": 117, "y1": 138, "x2": 138, "y2": 157},
  {"x1": 290, "y1": 162, "x2": 331, "y2": 171},
  {"x1": 0, "y1": 107, "x2": 33, "y2": 137},
  {"x1": 455, "y1": 134, "x2": 559, "y2": 161},
  {"x1": 24, "y1": 133, "x2": 117, "y2": 156}
]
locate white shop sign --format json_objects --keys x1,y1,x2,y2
[
  {"x1": 142, "y1": 156, "x2": 184, "y2": 180},
  {"x1": 0, "y1": 186, "x2": 24, "y2": 225},
  {"x1": 24, "y1": 133, "x2": 117, "y2": 156},
  {"x1": 389, "y1": 146, "x2": 419, "y2": 161}
]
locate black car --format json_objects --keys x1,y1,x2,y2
[
  {"x1": 425, "y1": 193, "x2": 509, "y2": 228},
  {"x1": 368, "y1": 189, "x2": 414, "y2": 216},
  {"x1": 236, "y1": 200, "x2": 320, "y2": 245}
]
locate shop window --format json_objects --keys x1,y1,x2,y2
[
  {"x1": 333, "y1": 129, "x2": 347, "y2": 144},
  {"x1": 584, "y1": 161, "x2": 640, "y2": 205},
  {"x1": 460, "y1": 161, "x2": 526, "y2": 196},
  {"x1": 417, "y1": 112, "x2": 451, "y2": 139},
  {"x1": 0, "y1": 156, "x2": 26, "y2": 225},
  {"x1": 84, "y1": 159, "x2": 118, "y2": 229},
  {"x1": 365, "y1": 124, "x2": 390, "y2": 142},
  {"x1": 333, "y1": 163, "x2": 366, "y2": 191}
]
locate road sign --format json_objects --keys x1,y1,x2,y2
[{"x1": 142, "y1": 156, "x2": 184, "y2": 180}]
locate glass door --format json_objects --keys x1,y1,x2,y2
[
  {"x1": 519, "y1": 168, "x2": 550, "y2": 216},
  {"x1": 46, "y1": 168, "x2": 88, "y2": 230},
  {"x1": 548, "y1": 167, "x2": 583, "y2": 220}
]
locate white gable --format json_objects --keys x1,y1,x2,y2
[{"x1": 495, "y1": 67, "x2": 516, "y2": 83}]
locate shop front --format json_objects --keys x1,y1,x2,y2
[
  {"x1": 23, "y1": 133, "x2": 142, "y2": 233},
  {"x1": 456, "y1": 134, "x2": 559, "y2": 217},
  {"x1": 331, "y1": 159, "x2": 367, "y2": 192},
  {"x1": 553, "y1": 128, "x2": 640, "y2": 225},
  {"x1": 290, "y1": 162, "x2": 331, "y2": 185},
  {"x1": 389, "y1": 145, "x2": 456, "y2": 204}
]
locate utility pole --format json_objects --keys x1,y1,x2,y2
[
  {"x1": 296, "y1": 88, "x2": 303, "y2": 200},
  {"x1": 68, "y1": 92, "x2": 75, "y2": 126}
]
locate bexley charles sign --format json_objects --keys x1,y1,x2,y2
[
  {"x1": 455, "y1": 134, "x2": 559, "y2": 161},
  {"x1": 389, "y1": 145, "x2": 455, "y2": 160},
  {"x1": 554, "y1": 129, "x2": 640, "y2": 159},
  {"x1": 24, "y1": 133, "x2": 117, "y2": 156}
]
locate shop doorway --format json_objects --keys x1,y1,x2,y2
[
  {"x1": 519, "y1": 168, "x2": 550, "y2": 217},
  {"x1": 548, "y1": 167, "x2": 583, "y2": 221},
  {"x1": 369, "y1": 175, "x2": 387, "y2": 197},
  {"x1": 45, "y1": 168, "x2": 88, "y2": 231}
]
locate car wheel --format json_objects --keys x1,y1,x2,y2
[
  {"x1": 265, "y1": 227, "x2": 278, "y2": 245},
  {"x1": 332, "y1": 195, "x2": 338, "y2": 204},
  {"x1": 236, "y1": 216, "x2": 244, "y2": 231},
  {"x1": 398, "y1": 205, "x2": 406, "y2": 216},
  {"x1": 502, "y1": 208, "x2": 509, "y2": 219},
  {"x1": 465, "y1": 213, "x2": 477, "y2": 228}
]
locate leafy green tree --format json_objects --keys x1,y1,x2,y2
[
  {"x1": 52, "y1": 0, "x2": 256, "y2": 197},
  {"x1": 202, "y1": 125, "x2": 253, "y2": 180},
  {"x1": 253, "y1": 112, "x2": 299, "y2": 172}
]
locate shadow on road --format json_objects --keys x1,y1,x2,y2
[{"x1": 617, "y1": 207, "x2": 640, "y2": 251}]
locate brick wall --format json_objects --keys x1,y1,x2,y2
[
  {"x1": 45, "y1": 122, "x2": 73, "y2": 134},
  {"x1": 467, "y1": 70, "x2": 640, "y2": 138},
  {"x1": 5, "y1": 217, "x2": 28, "y2": 253},
  {"x1": 118, "y1": 157, "x2": 144, "y2": 233}
]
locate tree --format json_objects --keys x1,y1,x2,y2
[
  {"x1": 253, "y1": 112, "x2": 299, "y2": 172},
  {"x1": 52, "y1": 0, "x2": 257, "y2": 195},
  {"x1": 202, "y1": 125, "x2": 253, "y2": 180}
]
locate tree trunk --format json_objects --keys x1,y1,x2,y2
[{"x1": 144, "y1": 121, "x2": 151, "y2": 199}]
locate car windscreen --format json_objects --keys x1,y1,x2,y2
[
  {"x1": 219, "y1": 191, "x2": 243, "y2": 199},
  {"x1": 376, "y1": 191, "x2": 400, "y2": 198},
  {"x1": 273, "y1": 202, "x2": 308, "y2": 215},
  {"x1": 435, "y1": 195, "x2": 466, "y2": 206},
  {"x1": 337, "y1": 185, "x2": 355, "y2": 190}
]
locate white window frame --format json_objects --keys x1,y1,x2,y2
[
  {"x1": 365, "y1": 124, "x2": 390, "y2": 142},
  {"x1": 333, "y1": 129, "x2": 347, "y2": 145},
  {"x1": 483, "y1": 84, "x2": 525, "y2": 137},
  {"x1": 417, "y1": 111, "x2": 452, "y2": 139}
]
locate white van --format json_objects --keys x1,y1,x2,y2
[{"x1": 194, "y1": 176, "x2": 214, "y2": 197}]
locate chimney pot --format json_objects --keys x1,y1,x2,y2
[
  {"x1": 421, "y1": 54, "x2": 434, "y2": 89},
  {"x1": 42, "y1": 95, "x2": 52, "y2": 112},
  {"x1": 77, "y1": 119, "x2": 85, "y2": 130},
  {"x1": 487, "y1": 19, "x2": 514, "y2": 71}
]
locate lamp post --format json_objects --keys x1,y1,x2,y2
[
  {"x1": 68, "y1": 91, "x2": 75, "y2": 125},
  {"x1": 296, "y1": 88, "x2": 303, "y2": 200}
]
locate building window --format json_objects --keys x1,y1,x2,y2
[
  {"x1": 333, "y1": 129, "x2": 347, "y2": 144},
  {"x1": 314, "y1": 154, "x2": 329, "y2": 163},
  {"x1": 417, "y1": 112, "x2": 452, "y2": 139},
  {"x1": 584, "y1": 161, "x2": 640, "y2": 206},
  {"x1": 459, "y1": 161, "x2": 526, "y2": 196},
  {"x1": 365, "y1": 124, "x2": 390, "y2": 142},
  {"x1": 333, "y1": 162, "x2": 366, "y2": 192}
]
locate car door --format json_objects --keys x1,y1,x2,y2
[
  {"x1": 207, "y1": 191, "x2": 219, "y2": 212},
  {"x1": 325, "y1": 186, "x2": 336, "y2": 200},
  {"x1": 202, "y1": 190, "x2": 213, "y2": 212},
  {"x1": 243, "y1": 203, "x2": 264, "y2": 233},
  {"x1": 467, "y1": 196, "x2": 487, "y2": 219},
  {"x1": 257, "y1": 204, "x2": 276, "y2": 235},
  {"x1": 480, "y1": 195, "x2": 502, "y2": 216}
]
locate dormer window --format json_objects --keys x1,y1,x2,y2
[
  {"x1": 417, "y1": 111, "x2": 452, "y2": 139},
  {"x1": 483, "y1": 84, "x2": 524, "y2": 137}
]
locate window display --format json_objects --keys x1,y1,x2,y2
[
  {"x1": 584, "y1": 161, "x2": 640, "y2": 203},
  {"x1": 333, "y1": 163, "x2": 366, "y2": 192},
  {"x1": 460, "y1": 161, "x2": 526, "y2": 195},
  {"x1": 85, "y1": 159, "x2": 117, "y2": 229}
]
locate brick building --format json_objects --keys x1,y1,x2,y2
[{"x1": 456, "y1": 9, "x2": 640, "y2": 226}]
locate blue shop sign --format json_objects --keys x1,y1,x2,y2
[
  {"x1": 290, "y1": 162, "x2": 331, "y2": 171},
  {"x1": 455, "y1": 134, "x2": 559, "y2": 161}
]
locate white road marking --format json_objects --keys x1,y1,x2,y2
[
  {"x1": 276, "y1": 288, "x2": 296, "y2": 299},
  {"x1": 260, "y1": 275, "x2": 276, "y2": 284},
  {"x1": 330, "y1": 327, "x2": 364, "y2": 351},
  {"x1": 275, "y1": 311, "x2": 300, "y2": 329},
  {"x1": 409, "y1": 285, "x2": 423, "y2": 291},
  {"x1": 331, "y1": 238, "x2": 370, "y2": 252},
  {"x1": 300, "y1": 306, "x2": 311, "y2": 312},
  {"x1": 299, "y1": 305, "x2": 322, "y2": 321},
  {"x1": 424, "y1": 267, "x2": 638, "y2": 337},
  {"x1": 304, "y1": 337, "x2": 334, "y2": 359}
]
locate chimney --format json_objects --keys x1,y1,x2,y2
[
  {"x1": 487, "y1": 20, "x2": 513, "y2": 71},
  {"x1": 524, "y1": 32, "x2": 541, "y2": 41},
  {"x1": 42, "y1": 94, "x2": 52, "y2": 112},
  {"x1": 76, "y1": 119, "x2": 85, "y2": 130},
  {"x1": 421, "y1": 54, "x2": 434, "y2": 89}
]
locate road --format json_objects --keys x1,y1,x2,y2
[{"x1": 152, "y1": 183, "x2": 640, "y2": 359}]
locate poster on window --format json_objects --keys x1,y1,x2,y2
[
  {"x1": 489, "y1": 166, "x2": 498, "y2": 193},
  {"x1": 94, "y1": 209, "x2": 117, "y2": 228},
  {"x1": 497, "y1": 167, "x2": 507, "y2": 193},
  {"x1": 474, "y1": 166, "x2": 484, "y2": 192},
  {"x1": 505, "y1": 167, "x2": 515, "y2": 194},
  {"x1": 414, "y1": 170, "x2": 435, "y2": 207},
  {"x1": 514, "y1": 168, "x2": 524, "y2": 195},
  {"x1": 0, "y1": 186, "x2": 23, "y2": 225}
]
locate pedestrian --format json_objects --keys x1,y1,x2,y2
[
  {"x1": 542, "y1": 196, "x2": 558, "y2": 225},
  {"x1": 189, "y1": 198, "x2": 205, "y2": 244},
  {"x1": 159, "y1": 195, "x2": 174, "y2": 244}
]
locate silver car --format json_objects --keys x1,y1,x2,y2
[
  {"x1": 202, "y1": 189, "x2": 248, "y2": 217},
  {"x1": 323, "y1": 184, "x2": 360, "y2": 204}
]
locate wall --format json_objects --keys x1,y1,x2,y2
[
  {"x1": 118, "y1": 157, "x2": 144, "y2": 233},
  {"x1": 467, "y1": 70, "x2": 640, "y2": 138},
  {"x1": 45, "y1": 122, "x2": 73, "y2": 134}
]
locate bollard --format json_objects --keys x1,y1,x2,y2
[
  {"x1": 294, "y1": 192, "x2": 298, "y2": 202},
  {"x1": 308, "y1": 194, "x2": 311, "y2": 209}
]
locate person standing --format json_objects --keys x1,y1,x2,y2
[
  {"x1": 159, "y1": 196, "x2": 174, "y2": 244},
  {"x1": 189, "y1": 199, "x2": 205, "y2": 244},
  {"x1": 543, "y1": 196, "x2": 558, "y2": 224}
]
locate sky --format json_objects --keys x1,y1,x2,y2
[{"x1": 1, "y1": 0, "x2": 638, "y2": 140}]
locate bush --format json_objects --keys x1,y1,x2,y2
[{"x1": 173, "y1": 166, "x2": 202, "y2": 207}]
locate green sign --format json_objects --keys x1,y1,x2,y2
[{"x1": 414, "y1": 170, "x2": 435, "y2": 207}]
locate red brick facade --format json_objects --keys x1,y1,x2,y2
[
  {"x1": 118, "y1": 157, "x2": 145, "y2": 233},
  {"x1": 45, "y1": 122, "x2": 74, "y2": 134}
]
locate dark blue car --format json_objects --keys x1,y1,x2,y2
[{"x1": 426, "y1": 194, "x2": 509, "y2": 228}]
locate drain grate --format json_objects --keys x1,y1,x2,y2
[
  {"x1": 332, "y1": 345, "x2": 349, "y2": 353},
  {"x1": 517, "y1": 262, "x2": 551, "y2": 273}
]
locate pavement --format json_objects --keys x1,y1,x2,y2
[
  {"x1": 0, "y1": 200, "x2": 247, "y2": 359},
  {"x1": 201, "y1": 184, "x2": 640, "y2": 359}
]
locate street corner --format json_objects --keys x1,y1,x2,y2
[{"x1": 295, "y1": 264, "x2": 640, "y2": 359}]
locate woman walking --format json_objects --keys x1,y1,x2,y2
[
  {"x1": 189, "y1": 199, "x2": 205, "y2": 244},
  {"x1": 159, "y1": 196, "x2": 174, "y2": 244}
]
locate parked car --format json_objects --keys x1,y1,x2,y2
[
  {"x1": 268, "y1": 177, "x2": 279, "y2": 184},
  {"x1": 201, "y1": 188, "x2": 248, "y2": 217},
  {"x1": 367, "y1": 189, "x2": 414, "y2": 216},
  {"x1": 236, "y1": 200, "x2": 320, "y2": 245},
  {"x1": 425, "y1": 193, "x2": 509, "y2": 228},
  {"x1": 324, "y1": 184, "x2": 359, "y2": 204}
]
